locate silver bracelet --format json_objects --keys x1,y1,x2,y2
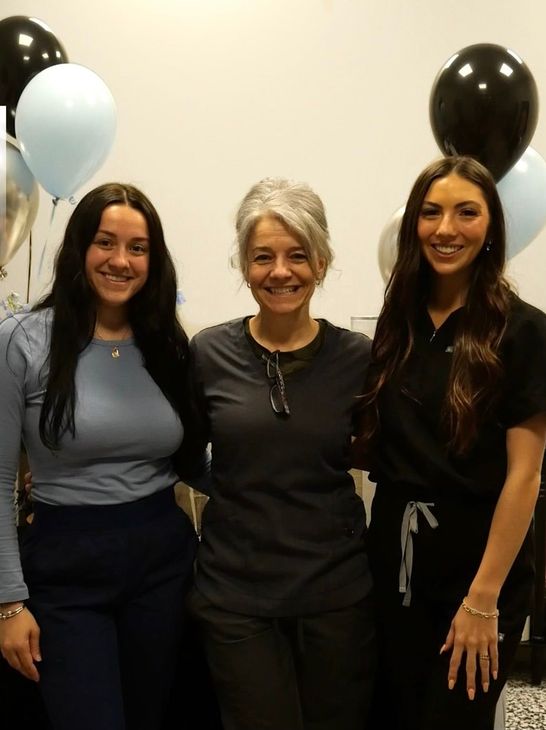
[{"x1": 0, "y1": 603, "x2": 25, "y2": 620}]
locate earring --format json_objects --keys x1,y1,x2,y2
[
  {"x1": 246, "y1": 281, "x2": 251, "y2": 288},
  {"x1": 485, "y1": 240, "x2": 492, "y2": 252}
]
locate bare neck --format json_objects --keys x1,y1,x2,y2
[
  {"x1": 428, "y1": 274, "x2": 468, "y2": 329},
  {"x1": 249, "y1": 310, "x2": 319, "y2": 352},
  {"x1": 95, "y1": 306, "x2": 132, "y2": 338}
]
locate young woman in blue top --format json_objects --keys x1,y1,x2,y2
[{"x1": 0, "y1": 184, "x2": 198, "y2": 730}]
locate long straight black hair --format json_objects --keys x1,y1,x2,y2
[{"x1": 35, "y1": 183, "x2": 189, "y2": 449}]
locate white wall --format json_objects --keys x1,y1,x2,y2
[{"x1": 1, "y1": 0, "x2": 546, "y2": 334}]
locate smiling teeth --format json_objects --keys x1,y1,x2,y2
[
  {"x1": 269, "y1": 286, "x2": 297, "y2": 294},
  {"x1": 104, "y1": 274, "x2": 129, "y2": 282},
  {"x1": 434, "y1": 245, "x2": 461, "y2": 254}
]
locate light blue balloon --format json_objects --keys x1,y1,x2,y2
[
  {"x1": 497, "y1": 147, "x2": 546, "y2": 260},
  {"x1": 15, "y1": 63, "x2": 116, "y2": 199}
]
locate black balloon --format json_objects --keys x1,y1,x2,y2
[
  {"x1": 0, "y1": 16, "x2": 68, "y2": 137},
  {"x1": 430, "y1": 44, "x2": 539, "y2": 181}
]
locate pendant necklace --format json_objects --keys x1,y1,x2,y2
[{"x1": 95, "y1": 325, "x2": 132, "y2": 359}]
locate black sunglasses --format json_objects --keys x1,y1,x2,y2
[{"x1": 263, "y1": 351, "x2": 290, "y2": 416}]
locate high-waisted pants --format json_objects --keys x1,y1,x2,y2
[{"x1": 20, "y1": 486, "x2": 198, "y2": 730}]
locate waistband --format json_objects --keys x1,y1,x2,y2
[
  {"x1": 375, "y1": 480, "x2": 496, "y2": 507},
  {"x1": 31, "y1": 484, "x2": 178, "y2": 532}
]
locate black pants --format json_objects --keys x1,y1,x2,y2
[
  {"x1": 21, "y1": 487, "x2": 198, "y2": 730},
  {"x1": 0, "y1": 654, "x2": 52, "y2": 728},
  {"x1": 188, "y1": 588, "x2": 376, "y2": 730},
  {"x1": 367, "y1": 487, "x2": 528, "y2": 730},
  {"x1": 367, "y1": 592, "x2": 522, "y2": 730}
]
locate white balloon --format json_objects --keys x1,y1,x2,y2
[
  {"x1": 497, "y1": 147, "x2": 546, "y2": 259},
  {"x1": 378, "y1": 206, "x2": 404, "y2": 283}
]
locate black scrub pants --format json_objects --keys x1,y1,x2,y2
[
  {"x1": 367, "y1": 487, "x2": 527, "y2": 730},
  {"x1": 188, "y1": 587, "x2": 376, "y2": 730},
  {"x1": 367, "y1": 591, "x2": 522, "y2": 730},
  {"x1": 20, "y1": 486, "x2": 198, "y2": 730}
]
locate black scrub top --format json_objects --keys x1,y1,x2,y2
[
  {"x1": 372, "y1": 295, "x2": 546, "y2": 501},
  {"x1": 367, "y1": 295, "x2": 546, "y2": 627}
]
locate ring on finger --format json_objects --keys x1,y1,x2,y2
[{"x1": 479, "y1": 653, "x2": 490, "y2": 661}]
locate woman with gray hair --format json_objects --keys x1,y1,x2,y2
[{"x1": 187, "y1": 178, "x2": 375, "y2": 730}]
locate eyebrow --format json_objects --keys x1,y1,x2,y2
[
  {"x1": 250, "y1": 244, "x2": 306, "y2": 251},
  {"x1": 95, "y1": 228, "x2": 150, "y2": 241},
  {"x1": 422, "y1": 200, "x2": 483, "y2": 209}
]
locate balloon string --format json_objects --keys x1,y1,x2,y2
[
  {"x1": 37, "y1": 197, "x2": 60, "y2": 279},
  {"x1": 26, "y1": 230, "x2": 33, "y2": 303}
]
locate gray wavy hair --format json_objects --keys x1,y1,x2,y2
[{"x1": 235, "y1": 177, "x2": 334, "y2": 282}]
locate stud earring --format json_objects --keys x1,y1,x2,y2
[{"x1": 485, "y1": 240, "x2": 492, "y2": 253}]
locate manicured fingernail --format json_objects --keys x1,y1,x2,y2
[
  {"x1": 493, "y1": 671, "x2": 498, "y2": 680},
  {"x1": 483, "y1": 683, "x2": 489, "y2": 693},
  {"x1": 448, "y1": 680, "x2": 455, "y2": 690},
  {"x1": 468, "y1": 688, "x2": 475, "y2": 701},
  {"x1": 439, "y1": 644, "x2": 446, "y2": 654}
]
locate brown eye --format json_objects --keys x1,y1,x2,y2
[
  {"x1": 290, "y1": 251, "x2": 308, "y2": 262},
  {"x1": 420, "y1": 208, "x2": 439, "y2": 219},
  {"x1": 130, "y1": 244, "x2": 148, "y2": 255},
  {"x1": 252, "y1": 253, "x2": 272, "y2": 263}
]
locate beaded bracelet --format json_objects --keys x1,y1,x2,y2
[
  {"x1": 0, "y1": 603, "x2": 25, "y2": 620},
  {"x1": 461, "y1": 597, "x2": 499, "y2": 619}
]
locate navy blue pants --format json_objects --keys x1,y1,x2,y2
[{"x1": 21, "y1": 487, "x2": 197, "y2": 730}]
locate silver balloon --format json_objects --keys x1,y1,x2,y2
[
  {"x1": 0, "y1": 139, "x2": 39, "y2": 271},
  {"x1": 378, "y1": 206, "x2": 404, "y2": 284}
]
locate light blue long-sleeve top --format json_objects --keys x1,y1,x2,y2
[{"x1": 0, "y1": 308, "x2": 184, "y2": 602}]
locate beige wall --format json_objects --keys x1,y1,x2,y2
[{"x1": 2, "y1": 0, "x2": 546, "y2": 331}]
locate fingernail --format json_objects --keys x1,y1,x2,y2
[
  {"x1": 36, "y1": 655, "x2": 42, "y2": 662},
  {"x1": 448, "y1": 680, "x2": 455, "y2": 690},
  {"x1": 468, "y1": 688, "x2": 475, "y2": 701},
  {"x1": 439, "y1": 644, "x2": 446, "y2": 655},
  {"x1": 493, "y1": 671, "x2": 498, "y2": 680},
  {"x1": 483, "y1": 683, "x2": 489, "y2": 693}
]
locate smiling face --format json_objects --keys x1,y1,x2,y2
[
  {"x1": 417, "y1": 173, "x2": 490, "y2": 288},
  {"x1": 85, "y1": 204, "x2": 150, "y2": 318},
  {"x1": 246, "y1": 215, "x2": 325, "y2": 319}
]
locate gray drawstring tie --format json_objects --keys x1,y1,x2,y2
[{"x1": 399, "y1": 501, "x2": 438, "y2": 607}]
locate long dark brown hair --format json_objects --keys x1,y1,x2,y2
[
  {"x1": 35, "y1": 183, "x2": 189, "y2": 449},
  {"x1": 358, "y1": 156, "x2": 512, "y2": 455}
]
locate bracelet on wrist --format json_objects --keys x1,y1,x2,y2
[
  {"x1": 461, "y1": 597, "x2": 499, "y2": 620},
  {"x1": 0, "y1": 603, "x2": 25, "y2": 620}
]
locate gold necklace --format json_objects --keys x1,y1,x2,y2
[{"x1": 94, "y1": 325, "x2": 132, "y2": 359}]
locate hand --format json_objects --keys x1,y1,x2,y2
[
  {"x1": 0, "y1": 606, "x2": 41, "y2": 681},
  {"x1": 441, "y1": 604, "x2": 499, "y2": 700},
  {"x1": 24, "y1": 470, "x2": 33, "y2": 498}
]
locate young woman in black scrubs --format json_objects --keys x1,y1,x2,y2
[{"x1": 354, "y1": 156, "x2": 546, "y2": 730}]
